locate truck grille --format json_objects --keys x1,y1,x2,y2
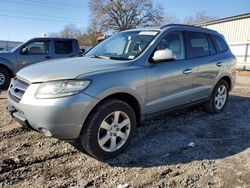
[{"x1": 9, "y1": 78, "x2": 29, "y2": 102}]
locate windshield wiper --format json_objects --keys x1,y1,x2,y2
[
  {"x1": 90, "y1": 55, "x2": 110, "y2": 59},
  {"x1": 90, "y1": 55, "x2": 129, "y2": 61},
  {"x1": 109, "y1": 56, "x2": 129, "y2": 60}
]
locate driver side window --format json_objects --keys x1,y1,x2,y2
[
  {"x1": 157, "y1": 32, "x2": 185, "y2": 60},
  {"x1": 21, "y1": 41, "x2": 49, "y2": 55}
]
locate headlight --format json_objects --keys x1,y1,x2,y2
[{"x1": 35, "y1": 80, "x2": 91, "y2": 99}]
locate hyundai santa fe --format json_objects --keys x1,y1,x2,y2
[{"x1": 7, "y1": 24, "x2": 236, "y2": 160}]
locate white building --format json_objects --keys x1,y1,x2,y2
[
  {"x1": 199, "y1": 13, "x2": 250, "y2": 69},
  {"x1": 0, "y1": 40, "x2": 22, "y2": 51}
]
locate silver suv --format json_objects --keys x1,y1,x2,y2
[{"x1": 7, "y1": 24, "x2": 236, "y2": 160}]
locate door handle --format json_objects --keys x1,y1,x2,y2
[
  {"x1": 217, "y1": 62, "x2": 223, "y2": 67},
  {"x1": 183, "y1": 68, "x2": 193, "y2": 74},
  {"x1": 45, "y1": 56, "x2": 52, "y2": 60}
]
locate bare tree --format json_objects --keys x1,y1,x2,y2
[
  {"x1": 184, "y1": 11, "x2": 218, "y2": 25},
  {"x1": 50, "y1": 1, "x2": 180, "y2": 46},
  {"x1": 77, "y1": 31, "x2": 103, "y2": 46},
  {"x1": 183, "y1": 15, "x2": 195, "y2": 25},
  {"x1": 59, "y1": 24, "x2": 81, "y2": 38},
  {"x1": 49, "y1": 24, "x2": 102, "y2": 46},
  {"x1": 89, "y1": 0, "x2": 166, "y2": 32},
  {"x1": 163, "y1": 13, "x2": 180, "y2": 25},
  {"x1": 49, "y1": 32, "x2": 60, "y2": 37}
]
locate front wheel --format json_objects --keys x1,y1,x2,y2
[
  {"x1": 79, "y1": 99, "x2": 136, "y2": 160},
  {"x1": 0, "y1": 67, "x2": 11, "y2": 90},
  {"x1": 203, "y1": 79, "x2": 229, "y2": 114}
]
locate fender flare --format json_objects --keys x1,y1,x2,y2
[
  {"x1": 211, "y1": 73, "x2": 233, "y2": 94},
  {"x1": 0, "y1": 58, "x2": 15, "y2": 76},
  {"x1": 92, "y1": 87, "x2": 145, "y2": 114}
]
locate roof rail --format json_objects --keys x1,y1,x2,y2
[{"x1": 160, "y1": 24, "x2": 202, "y2": 29}]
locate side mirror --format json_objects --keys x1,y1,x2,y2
[
  {"x1": 21, "y1": 47, "x2": 29, "y2": 55},
  {"x1": 152, "y1": 49, "x2": 176, "y2": 63},
  {"x1": 81, "y1": 48, "x2": 86, "y2": 56}
]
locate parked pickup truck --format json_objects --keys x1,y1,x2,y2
[{"x1": 0, "y1": 37, "x2": 81, "y2": 89}]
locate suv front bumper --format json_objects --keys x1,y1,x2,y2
[{"x1": 7, "y1": 83, "x2": 99, "y2": 140}]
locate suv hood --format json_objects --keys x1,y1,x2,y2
[{"x1": 17, "y1": 57, "x2": 130, "y2": 83}]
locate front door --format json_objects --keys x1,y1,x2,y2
[
  {"x1": 16, "y1": 40, "x2": 51, "y2": 71},
  {"x1": 146, "y1": 31, "x2": 193, "y2": 115}
]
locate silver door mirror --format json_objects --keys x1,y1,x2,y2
[
  {"x1": 21, "y1": 47, "x2": 29, "y2": 55},
  {"x1": 152, "y1": 49, "x2": 176, "y2": 62}
]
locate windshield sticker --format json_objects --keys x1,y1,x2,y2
[
  {"x1": 138, "y1": 31, "x2": 158, "y2": 36},
  {"x1": 128, "y1": 55, "x2": 135, "y2": 59}
]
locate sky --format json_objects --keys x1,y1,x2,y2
[{"x1": 0, "y1": 0, "x2": 249, "y2": 42}]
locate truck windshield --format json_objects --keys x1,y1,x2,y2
[
  {"x1": 10, "y1": 41, "x2": 25, "y2": 52},
  {"x1": 85, "y1": 30, "x2": 159, "y2": 61}
]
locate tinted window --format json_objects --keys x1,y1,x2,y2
[
  {"x1": 23, "y1": 41, "x2": 49, "y2": 54},
  {"x1": 55, "y1": 41, "x2": 73, "y2": 54},
  {"x1": 208, "y1": 36, "x2": 216, "y2": 55},
  {"x1": 212, "y1": 35, "x2": 228, "y2": 53},
  {"x1": 189, "y1": 32, "x2": 210, "y2": 58},
  {"x1": 157, "y1": 32, "x2": 185, "y2": 60}
]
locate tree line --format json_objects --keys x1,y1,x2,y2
[{"x1": 50, "y1": 0, "x2": 217, "y2": 46}]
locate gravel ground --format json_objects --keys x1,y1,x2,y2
[{"x1": 0, "y1": 73, "x2": 250, "y2": 188}]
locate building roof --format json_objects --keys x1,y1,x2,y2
[
  {"x1": 198, "y1": 13, "x2": 250, "y2": 26},
  {"x1": 0, "y1": 40, "x2": 21, "y2": 43}
]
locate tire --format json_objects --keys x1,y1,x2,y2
[
  {"x1": 79, "y1": 99, "x2": 136, "y2": 160},
  {"x1": 0, "y1": 67, "x2": 11, "y2": 90},
  {"x1": 203, "y1": 79, "x2": 229, "y2": 114}
]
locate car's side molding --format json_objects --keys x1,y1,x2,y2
[{"x1": 143, "y1": 98, "x2": 209, "y2": 121}]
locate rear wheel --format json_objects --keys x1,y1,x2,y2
[
  {"x1": 203, "y1": 79, "x2": 229, "y2": 114},
  {"x1": 0, "y1": 67, "x2": 11, "y2": 90},
  {"x1": 79, "y1": 99, "x2": 136, "y2": 160}
]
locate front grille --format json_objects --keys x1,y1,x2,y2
[{"x1": 9, "y1": 78, "x2": 29, "y2": 102}]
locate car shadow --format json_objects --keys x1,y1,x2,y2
[
  {"x1": 102, "y1": 95, "x2": 250, "y2": 167},
  {"x1": 0, "y1": 89, "x2": 7, "y2": 99}
]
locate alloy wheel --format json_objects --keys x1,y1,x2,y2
[
  {"x1": 97, "y1": 111, "x2": 131, "y2": 152},
  {"x1": 215, "y1": 85, "x2": 227, "y2": 110},
  {"x1": 0, "y1": 73, "x2": 5, "y2": 86}
]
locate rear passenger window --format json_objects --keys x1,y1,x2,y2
[
  {"x1": 188, "y1": 32, "x2": 210, "y2": 58},
  {"x1": 55, "y1": 41, "x2": 73, "y2": 54},
  {"x1": 211, "y1": 35, "x2": 228, "y2": 53},
  {"x1": 208, "y1": 36, "x2": 216, "y2": 55}
]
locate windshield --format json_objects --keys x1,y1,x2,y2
[{"x1": 85, "y1": 30, "x2": 159, "y2": 60}]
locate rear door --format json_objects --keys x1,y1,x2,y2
[
  {"x1": 52, "y1": 40, "x2": 75, "y2": 59},
  {"x1": 186, "y1": 31, "x2": 220, "y2": 101}
]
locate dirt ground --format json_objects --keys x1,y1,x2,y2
[{"x1": 1, "y1": 73, "x2": 250, "y2": 188}]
